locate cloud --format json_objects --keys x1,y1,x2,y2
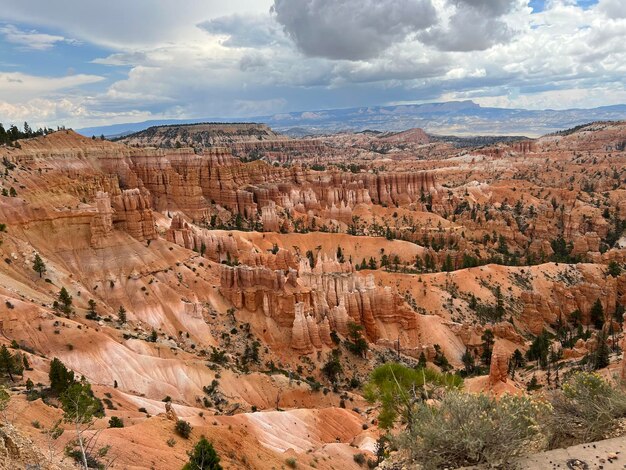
[
  {"x1": 1, "y1": 0, "x2": 625, "y2": 128},
  {"x1": 271, "y1": 0, "x2": 438, "y2": 60},
  {"x1": 0, "y1": 0, "x2": 274, "y2": 49},
  {"x1": 0, "y1": 72, "x2": 105, "y2": 102},
  {"x1": 419, "y1": 0, "x2": 521, "y2": 51},
  {"x1": 0, "y1": 97, "x2": 156, "y2": 129},
  {"x1": 92, "y1": 51, "x2": 149, "y2": 66},
  {"x1": 234, "y1": 98, "x2": 287, "y2": 115},
  {"x1": 0, "y1": 24, "x2": 72, "y2": 50},
  {"x1": 597, "y1": 0, "x2": 626, "y2": 19},
  {"x1": 198, "y1": 14, "x2": 284, "y2": 48}
]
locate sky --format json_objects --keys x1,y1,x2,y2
[{"x1": 0, "y1": 0, "x2": 625, "y2": 129}]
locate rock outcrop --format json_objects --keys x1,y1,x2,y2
[{"x1": 488, "y1": 341, "x2": 511, "y2": 386}]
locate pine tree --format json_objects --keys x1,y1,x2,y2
[
  {"x1": 590, "y1": 299, "x2": 605, "y2": 330},
  {"x1": 183, "y1": 437, "x2": 222, "y2": 470},
  {"x1": 336, "y1": 246, "x2": 344, "y2": 263},
  {"x1": 594, "y1": 331, "x2": 610, "y2": 370},
  {"x1": 60, "y1": 379, "x2": 104, "y2": 469},
  {"x1": 345, "y1": 322, "x2": 368, "y2": 358},
  {"x1": 57, "y1": 287, "x2": 73, "y2": 316},
  {"x1": 118, "y1": 306, "x2": 127, "y2": 324},
  {"x1": 442, "y1": 254, "x2": 454, "y2": 272},
  {"x1": 494, "y1": 285, "x2": 505, "y2": 320},
  {"x1": 86, "y1": 299, "x2": 98, "y2": 320},
  {"x1": 32, "y1": 253, "x2": 46, "y2": 278},
  {"x1": 527, "y1": 375, "x2": 540, "y2": 391},
  {"x1": 417, "y1": 351, "x2": 427, "y2": 369},
  {"x1": 0, "y1": 345, "x2": 21, "y2": 381},
  {"x1": 481, "y1": 329, "x2": 494, "y2": 365},
  {"x1": 49, "y1": 357, "x2": 75, "y2": 396},
  {"x1": 461, "y1": 350, "x2": 475, "y2": 374},
  {"x1": 433, "y1": 344, "x2": 452, "y2": 372}
]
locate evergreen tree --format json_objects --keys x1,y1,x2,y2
[
  {"x1": 417, "y1": 351, "x2": 427, "y2": 369},
  {"x1": 336, "y1": 246, "x2": 344, "y2": 263},
  {"x1": 86, "y1": 299, "x2": 98, "y2": 320},
  {"x1": 32, "y1": 253, "x2": 46, "y2": 278},
  {"x1": 433, "y1": 344, "x2": 452, "y2": 372},
  {"x1": 607, "y1": 261, "x2": 621, "y2": 278},
  {"x1": 494, "y1": 286, "x2": 505, "y2": 320},
  {"x1": 183, "y1": 437, "x2": 222, "y2": 470},
  {"x1": 442, "y1": 254, "x2": 454, "y2": 272},
  {"x1": 461, "y1": 350, "x2": 475, "y2": 374},
  {"x1": 0, "y1": 345, "x2": 23, "y2": 381},
  {"x1": 593, "y1": 331, "x2": 610, "y2": 370},
  {"x1": 511, "y1": 349, "x2": 525, "y2": 368},
  {"x1": 526, "y1": 375, "x2": 541, "y2": 391},
  {"x1": 49, "y1": 357, "x2": 75, "y2": 396},
  {"x1": 60, "y1": 379, "x2": 105, "y2": 469},
  {"x1": 526, "y1": 329, "x2": 551, "y2": 369},
  {"x1": 321, "y1": 349, "x2": 342, "y2": 383},
  {"x1": 57, "y1": 287, "x2": 73, "y2": 316},
  {"x1": 118, "y1": 306, "x2": 127, "y2": 324},
  {"x1": 590, "y1": 299, "x2": 605, "y2": 330},
  {"x1": 481, "y1": 329, "x2": 494, "y2": 365},
  {"x1": 345, "y1": 322, "x2": 368, "y2": 358}
]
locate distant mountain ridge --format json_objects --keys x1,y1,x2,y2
[
  {"x1": 117, "y1": 122, "x2": 286, "y2": 148},
  {"x1": 77, "y1": 100, "x2": 626, "y2": 138}
]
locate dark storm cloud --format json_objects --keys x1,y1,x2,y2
[
  {"x1": 271, "y1": 0, "x2": 438, "y2": 60},
  {"x1": 419, "y1": 0, "x2": 518, "y2": 51}
]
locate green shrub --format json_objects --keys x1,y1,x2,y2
[
  {"x1": 175, "y1": 419, "x2": 192, "y2": 439},
  {"x1": 364, "y1": 363, "x2": 462, "y2": 429},
  {"x1": 399, "y1": 390, "x2": 548, "y2": 469},
  {"x1": 285, "y1": 457, "x2": 297, "y2": 468},
  {"x1": 108, "y1": 416, "x2": 124, "y2": 428},
  {"x1": 548, "y1": 372, "x2": 626, "y2": 448},
  {"x1": 353, "y1": 453, "x2": 366, "y2": 465}
]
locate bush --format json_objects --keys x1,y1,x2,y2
[
  {"x1": 285, "y1": 457, "x2": 297, "y2": 468},
  {"x1": 175, "y1": 419, "x2": 192, "y2": 439},
  {"x1": 108, "y1": 416, "x2": 124, "y2": 428},
  {"x1": 399, "y1": 390, "x2": 548, "y2": 469},
  {"x1": 548, "y1": 372, "x2": 626, "y2": 448},
  {"x1": 364, "y1": 363, "x2": 462, "y2": 429},
  {"x1": 353, "y1": 453, "x2": 366, "y2": 465}
]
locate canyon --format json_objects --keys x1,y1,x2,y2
[{"x1": 0, "y1": 120, "x2": 625, "y2": 469}]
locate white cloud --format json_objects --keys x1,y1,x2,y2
[
  {"x1": 0, "y1": 72, "x2": 104, "y2": 102},
  {"x1": 0, "y1": 0, "x2": 273, "y2": 48},
  {"x1": 0, "y1": 24, "x2": 73, "y2": 50},
  {"x1": 0, "y1": 0, "x2": 625, "y2": 128},
  {"x1": 466, "y1": 85, "x2": 626, "y2": 109},
  {"x1": 0, "y1": 97, "x2": 156, "y2": 129}
]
